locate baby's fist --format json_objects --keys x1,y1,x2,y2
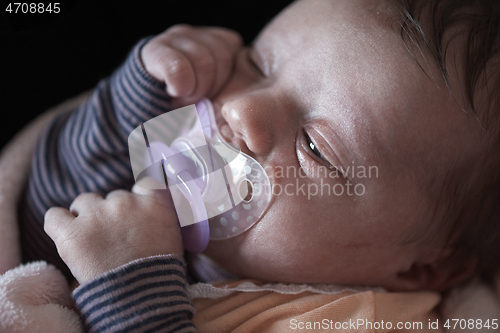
[
  {"x1": 141, "y1": 25, "x2": 243, "y2": 107},
  {"x1": 44, "y1": 178, "x2": 182, "y2": 284}
]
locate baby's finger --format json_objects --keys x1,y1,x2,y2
[
  {"x1": 197, "y1": 30, "x2": 240, "y2": 97},
  {"x1": 205, "y1": 27, "x2": 244, "y2": 54},
  {"x1": 132, "y1": 176, "x2": 166, "y2": 194},
  {"x1": 44, "y1": 207, "x2": 76, "y2": 243},
  {"x1": 69, "y1": 192, "x2": 103, "y2": 217},
  {"x1": 142, "y1": 42, "x2": 196, "y2": 97},
  {"x1": 132, "y1": 177, "x2": 175, "y2": 207},
  {"x1": 105, "y1": 189, "x2": 131, "y2": 200},
  {"x1": 169, "y1": 37, "x2": 215, "y2": 101}
]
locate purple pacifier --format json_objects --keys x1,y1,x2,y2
[{"x1": 127, "y1": 99, "x2": 272, "y2": 253}]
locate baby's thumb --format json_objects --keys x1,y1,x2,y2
[
  {"x1": 132, "y1": 176, "x2": 175, "y2": 206},
  {"x1": 132, "y1": 176, "x2": 166, "y2": 193}
]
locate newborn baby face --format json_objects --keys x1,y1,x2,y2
[{"x1": 204, "y1": 0, "x2": 483, "y2": 290}]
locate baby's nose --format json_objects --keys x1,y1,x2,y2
[{"x1": 222, "y1": 95, "x2": 284, "y2": 161}]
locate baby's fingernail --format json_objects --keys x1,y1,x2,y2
[
  {"x1": 167, "y1": 84, "x2": 193, "y2": 98},
  {"x1": 134, "y1": 176, "x2": 166, "y2": 191},
  {"x1": 166, "y1": 85, "x2": 179, "y2": 97}
]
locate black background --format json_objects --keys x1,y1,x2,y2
[{"x1": 1, "y1": 0, "x2": 293, "y2": 150}]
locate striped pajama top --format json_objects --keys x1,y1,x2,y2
[{"x1": 18, "y1": 38, "x2": 198, "y2": 333}]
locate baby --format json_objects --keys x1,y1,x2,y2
[{"x1": 13, "y1": 0, "x2": 500, "y2": 331}]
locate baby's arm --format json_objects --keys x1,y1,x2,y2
[
  {"x1": 45, "y1": 178, "x2": 196, "y2": 332},
  {"x1": 18, "y1": 26, "x2": 242, "y2": 277}
]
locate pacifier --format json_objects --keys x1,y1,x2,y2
[{"x1": 128, "y1": 99, "x2": 272, "y2": 253}]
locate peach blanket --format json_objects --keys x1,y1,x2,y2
[{"x1": 191, "y1": 280, "x2": 442, "y2": 333}]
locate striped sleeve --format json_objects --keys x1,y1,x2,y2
[
  {"x1": 18, "y1": 37, "x2": 172, "y2": 277},
  {"x1": 73, "y1": 255, "x2": 197, "y2": 333}
]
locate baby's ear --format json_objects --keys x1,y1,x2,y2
[{"x1": 385, "y1": 247, "x2": 477, "y2": 292}]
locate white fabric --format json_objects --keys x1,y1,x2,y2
[{"x1": 0, "y1": 261, "x2": 83, "y2": 333}]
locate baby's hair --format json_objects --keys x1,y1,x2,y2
[
  {"x1": 395, "y1": 0, "x2": 500, "y2": 122},
  {"x1": 393, "y1": 0, "x2": 500, "y2": 283}
]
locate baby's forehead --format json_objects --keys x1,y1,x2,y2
[{"x1": 264, "y1": 0, "x2": 491, "y2": 162}]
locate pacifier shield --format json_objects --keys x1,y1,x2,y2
[{"x1": 127, "y1": 99, "x2": 273, "y2": 246}]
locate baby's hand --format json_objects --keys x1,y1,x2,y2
[
  {"x1": 141, "y1": 25, "x2": 243, "y2": 107},
  {"x1": 44, "y1": 178, "x2": 182, "y2": 284}
]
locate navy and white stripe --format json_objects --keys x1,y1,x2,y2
[{"x1": 73, "y1": 255, "x2": 196, "y2": 333}]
